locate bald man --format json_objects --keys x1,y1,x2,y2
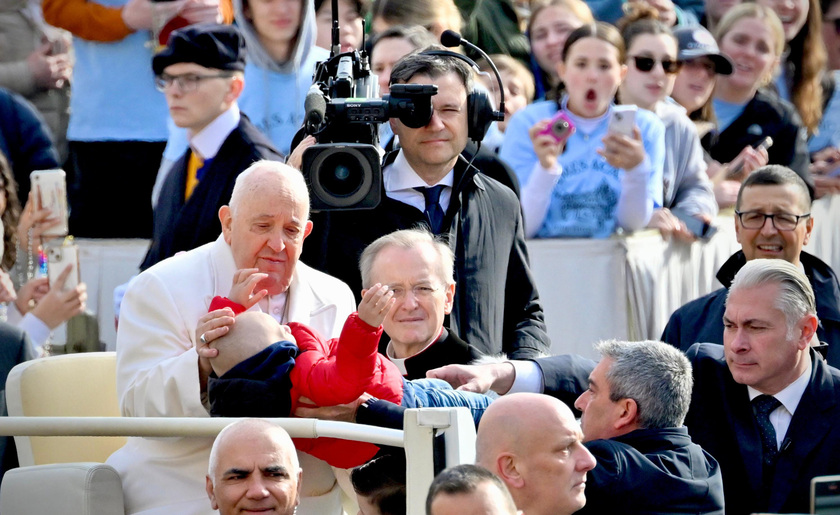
[
  {"x1": 476, "y1": 393, "x2": 596, "y2": 515},
  {"x1": 207, "y1": 419, "x2": 302, "y2": 515}
]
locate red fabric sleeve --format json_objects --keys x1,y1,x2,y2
[{"x1": 208, "y1": 296, "x2": 246, "y2": 315}]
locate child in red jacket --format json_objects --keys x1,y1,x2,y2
[{"x1": 205, "y1": 268, "x2": 491, "y2": 468}]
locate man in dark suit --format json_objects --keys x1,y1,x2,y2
[
  {"x1": 661, "y1": 165, "x2": 840, "y2": 366},
  {"x1": 301, "y1": 51, "x2": 549, "y2": 360},
  {"x1": 142, "y1": 24, "x2": 282, "y2": 270},
  {"x1": 431, "y1": 259, "x2": 840, "y2": 515}
]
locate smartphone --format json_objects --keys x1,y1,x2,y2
[
  {"x1": 726, "y1": 136, "x2": 774, "y2": 179},
  {"x1": 608, "y1": 105, "x2": 637, "y2": 138},
  {"x1": 538, "y1": 110, "x2": 576, "y2": 144},
  {"x1": 670, "y1": 207, "x2": 718, "y2": 241},
  {"x1": 46, "y1": 239, "x2": 79, "y2": 292},
  {"x1": 30, "y1": 169, "x2": 69, "y2": 238},
  {"x1": 812, "y1": 475, "x2": 840, "y2": 515}
]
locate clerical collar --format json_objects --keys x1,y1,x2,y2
[{"x1": 385, "y1": 327, "x2": 445, "y2": 376}]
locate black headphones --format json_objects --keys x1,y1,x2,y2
[{"x1": 419, "y1": 33, "x2": 505, "y2": 143}]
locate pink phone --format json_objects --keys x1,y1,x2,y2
[{"x1": 538, "y1": 110, "x2": 576, "y2": 144}]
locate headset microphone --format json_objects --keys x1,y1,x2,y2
[{"x1": 440, "y1": 30, "x2": 505, "y2": 123}]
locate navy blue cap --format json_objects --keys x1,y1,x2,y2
[
  {"x1": 153, "y1": 23, "x2": 246, "y2": 76},
  {"x1": 674, "y1": 26, "x2": 734, "y2": 75}
]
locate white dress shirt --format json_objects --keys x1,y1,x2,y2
[
  {"x1": 747, "y1": 358, "x2": 811, "y2": 449},
  {"x1": 383, "y1": 150, "x2": 455, "y2": 212}
]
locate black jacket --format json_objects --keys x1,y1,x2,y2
[
  {"x1": 581, "y1": 428, "x2": 724, "y2": 515},
  {"x1": 141, "y1": 116, "x2": 282, "y2": 270},
  {"x1": 394, "y1": 328, "x2": 482, "y2": 381},
  {"x1": 702, "y1": 89, "x2": 813, "y2": 198},
  {"x1": 534, "y1": 355, "x2": 725, "y2": 515},
  {"x1": 302, "y1": 151, "x2": 550, "y2": 359},
  {"x1": 685, "y1": 344, "x2": 840, "y2": 515},
  {"x1": 661, "y1": 250, "x2": 840, "y2": 366}
]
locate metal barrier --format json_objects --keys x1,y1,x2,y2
[{"x1": 0, "y1": 408, "x2": 476, "y2": 515}]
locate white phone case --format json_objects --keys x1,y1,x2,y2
[
  {"x1": 46, "y1": 241, "x2": 79, "y2": 292},
  {"x1": 30, "y1": 169, "x2": 69, "y2": 238},
  {"x1": 608, "y1": 105, "x2": 637, "y2": 137}
]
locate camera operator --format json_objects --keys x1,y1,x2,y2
[{"x1": 302, "y1": 51, "x2": 550, "y2": 360}]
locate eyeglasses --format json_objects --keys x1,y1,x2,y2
[
  {"x1": 826, "y1": 17, "x2": 840, "y2": 34},
  {"x1": 629, "y1": 55, "x2": 683, "y2": 74},
  {"x1": 735, "y1": 210, "x2": 811, "y2": 231},
  {"x1": 387, "y1": 284, "x2": 442, "y2": 299},
  {"x1": 154, "y1": 72, "x2": 234, "y2": 93}
]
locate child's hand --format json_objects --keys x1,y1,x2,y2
[
  {"x1": 229, "y1": 268, "x2": 269, "y2": 308},
  {"x1": 358, "y1": 283, "x2": 395, "y2": 328}
]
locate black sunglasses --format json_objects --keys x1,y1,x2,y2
[{"x1": 629, "y1": 55, "x2": 683, "y2": 74}]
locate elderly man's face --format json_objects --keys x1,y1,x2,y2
[
  {"x1": 735, "y1": 184, "x2": 813, "y2": 267},
  {"x1": 366, "y1": 243, "x2": 455, "y2": 357},
  {"x1": 220, "y1": 172, "x2": 312, "y2": 296},
  {"x1": 723, "y1": 283, "x2": 810, "y2": 394},
  {"x1": 206, "y1": 428, "x2": 302, "y2": 515}
]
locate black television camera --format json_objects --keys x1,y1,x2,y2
[{"x1": 301, "y1": 0, "x2": 437, "y2": 210}]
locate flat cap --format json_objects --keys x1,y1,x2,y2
[{"x1": 153, "y1": 23, "x2": 246, "y2": 76}]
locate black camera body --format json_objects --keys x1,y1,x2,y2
[{"x1": 302, "y1": 45, "x2": 436, "y2": 211}]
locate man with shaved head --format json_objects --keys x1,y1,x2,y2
[
  {"x1": 207, "y1": 419, "x2": 302, "y2": 515},
  {"x1": 110, "y1": 160, "x2": 355, "y2": 514},
  {"x1": 476, "y1": 393, "x2": 595, "y2": 515}
]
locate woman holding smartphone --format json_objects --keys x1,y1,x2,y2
[
  {"x1": 705, "y1": 4, "x2": 812, "y2": 195},
  {"x1": 615, "y1": 7, "x2": 718, "y2": 240},
  {"x1": 500, "y1": 22, "x2": 665, "y2": 239}
]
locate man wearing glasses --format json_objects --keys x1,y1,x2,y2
[
  {"x1": 143, "y1": 23, "x2": 282, "y2": 270},
  {"x1": 662, "y1": 164, "x2": 840, "y2": 366}
]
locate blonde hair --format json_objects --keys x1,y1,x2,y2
[
  {"x1": 527, "y1": 0, "x2": 594, "y2": 35},
  {"x1": 479, "y1": 54, "x2": 536, "y2": 103},
  {"x1": 715, "y1": 4, "x2": 785, "y2": 57}
]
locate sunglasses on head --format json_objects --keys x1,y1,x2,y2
[{"x1": 629, "y1": 55, "x2": 683, "y2": 74}]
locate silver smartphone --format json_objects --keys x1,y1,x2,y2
[
  {"x1": 608, "y1": 105, "x2": 637, "y2": 138},
  {"x1": 30, "y1": 169, "x2": 69, "y2": 238},
  {"x1": 46, "y1": 240, "x2": 79, "y2": 292}
]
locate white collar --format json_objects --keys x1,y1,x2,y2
[
  {"x1": 747, "y1": 355, "x2": 812, "y2": 415},
  {"x1": 188, "y1": 105, "x2": 240, "y2": 160},
  {"x1": 384, "y1": 150, "x2": 455, "y2": 192}
]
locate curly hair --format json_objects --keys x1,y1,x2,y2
[{"x1": 0, "y1": 151, "x2": 21, "y2": 271}]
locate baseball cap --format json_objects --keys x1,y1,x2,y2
[{"x1": 674, "y1": 26, "x2": 734, "y2": 75}]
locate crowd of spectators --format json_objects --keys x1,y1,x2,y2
[{"x1": 0, "y1": 0, "x2": 839, "y2": 513}]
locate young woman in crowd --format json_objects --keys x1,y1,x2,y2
[
  {"x1": 705, "y1": 3, "x2": 812, "y2": 203},
  {"x1": 670, "y1": 25, "x2": 732, "y2": 136},
  {"x1": 527, "y1": 0, "x2": 594, "y2": 100},
  {"x1": 757, "y1": 0, "x2": 827, "y2": 137},
  {"x1": 670, "y1": 25, "x2": 750, "y2": 208},
  {"x1": 616, "y1": 6, "x2": 718, "y2": 240},
  {"x1": 479, "y1": 54, "x2": 536, "y2": 152},
  {"x1": 314, "y1": 0, "x2": 364, "y2": 54},
  {"x1": 499, "y1": 22, "x2": 665, "y2": 239}
]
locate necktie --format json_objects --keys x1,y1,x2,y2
[
  {"x1": 185, "y1": 152, "x2": 213, "y2": 201},
  {"x1": 752, "y1": 394, "x2": 782, "y2": 468},
  {"x1": 415, "y1": 185, "x2": 446, "y2": 234}
]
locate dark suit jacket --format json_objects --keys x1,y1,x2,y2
[
  {"x1": 685, "y1": 343, "x2": 840, "y2": 515},
  {"x1": 534, "y1": 355, "x2": 725, "y2": 514},
  {"x1": 140, "y1": 116, "x2": 282, "y2": 270}
]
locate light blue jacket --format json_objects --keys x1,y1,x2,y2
[{"x1": 499, "y1": 98, "x2": 665, "y2": 238}]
